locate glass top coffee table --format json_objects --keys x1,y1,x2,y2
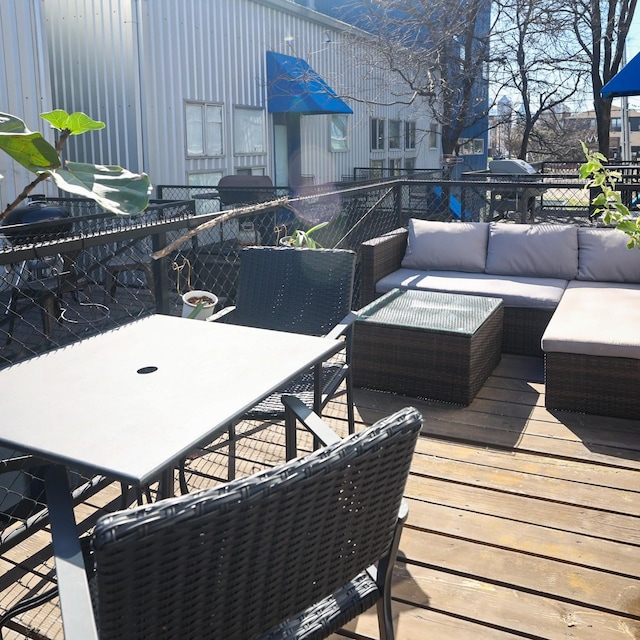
[{"x1": 353, "y1": 289, "x2": 504, "y2": 405}]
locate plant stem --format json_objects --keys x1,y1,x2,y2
[{"x1": 0, "y1": 128, "x2": 71, "y2": 221}]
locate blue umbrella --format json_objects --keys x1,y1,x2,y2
[{"x1": 601, "y1": 51, "x2": 640, "y2": 98}]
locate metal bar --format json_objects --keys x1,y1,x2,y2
[{"x1": 44, "y1": 465, "x2": 98, "y2": 640}]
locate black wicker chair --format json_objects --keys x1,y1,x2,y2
[
  {"x1": 181, "y1": 246, "x2": 357, "y2": 486},
  {"x1": 85, "y1": 399, "x2": 422, "y2": 640}
]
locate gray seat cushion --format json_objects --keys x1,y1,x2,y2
[
  {"x1": 376, "y1": 269, "x2": 567, "y2": 309},
  {"x1": 541, "y1": 281, "x2": 640, "y2": 358}
]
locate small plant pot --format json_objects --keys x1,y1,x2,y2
[{"x1": 181, "y1": 290, "x2": 218, "y2": 320}]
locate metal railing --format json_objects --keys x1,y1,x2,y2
[{"x1": 2, "y1": 173, "x2": 633, "y2": 370}]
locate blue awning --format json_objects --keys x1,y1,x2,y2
[
  {"x1": 601, "y1": 52, "x2": 640, "y2": 98},
  {"x1": 266, "y1": 51, "x2": 353, "y2": 115}
]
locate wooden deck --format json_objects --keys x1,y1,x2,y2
[{"x1": 2, "y1": 354, "x2": 640, "y2": 639}]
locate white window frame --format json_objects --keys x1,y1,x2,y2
[
  {"x1": 234, "y1": 107, "x2": 265, "y2": 155},
  {"x1": 405, "y1": 121, "x2": 417, "y2": 150},
  {"x1": 186, "y1": 102, "x2": 224, "y2": 158},
  {"x1": 459, "y1": 137, "x2": 485, "y2": 155},
  {"x1": 330, "y1": 114, "x2": 349, "y2": 152},
  {"x1": 428, "y1": 128, "x2": 438, "y2": 149},
  {"x1": 371, "y1": 118, "x2": 385, "y2": 150},
  {"x1": 389, "y1": 120, "x2": 402, "y2": 149}
]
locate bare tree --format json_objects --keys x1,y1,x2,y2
[
  {"x1": 493, "y1": 0, "x2": 589, "y2": 159},
  {"x1": 568, "y1": 0, "x2": 637, "y2": 155},
  {"x1": 337, "y1": 0, "x2": 497, "y2": 156}
]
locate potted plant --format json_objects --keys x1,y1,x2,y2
[
  {"x1": 278, "y1": 221, "x2": 329, "y2": 248},
  {"x1": 181, "y1": 290, "x2": 218, "y2": 320}
]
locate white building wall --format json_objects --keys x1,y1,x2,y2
[
  {"x1": 43, "y1": 0, "x2": 144, "y2": 172},
  {"x1": 0, "y1": 0, "x2": 55, "y2": 210},
  {"x1": 36, "y1": 0, "x2": 439, "y2": 194}
]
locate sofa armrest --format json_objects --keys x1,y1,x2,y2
[{"x1": 359, "y1": 228, "x2": 408, "y2": 306}]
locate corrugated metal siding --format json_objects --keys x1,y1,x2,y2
[
  {"x1": 44, "y1": 0, "x2": 143, "y2": 171},
  {"x1": 37, "y1": 0, "x2": 439, "y2": 192},
  {"x1": 0, "y1": 0, "x2": 55, "y2": 209}
]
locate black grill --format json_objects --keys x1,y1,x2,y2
[{"x1": 1, "y1": 200, "x2": 72, "y2": 245}]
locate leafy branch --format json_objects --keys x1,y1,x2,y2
[
  {"x1": 579, "y1": 141, "x2": 640, "y2": 249},
  {"x1": 0, "y1": 110, "x2": 152, "y2": 220}
]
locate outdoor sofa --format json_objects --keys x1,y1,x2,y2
[{"x1": 359, "y1": 219, "x2": 640, "y2": 419}]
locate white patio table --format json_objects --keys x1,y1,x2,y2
[{"x1": 0, "y1": 314, "x2": 344, "y2": 639}]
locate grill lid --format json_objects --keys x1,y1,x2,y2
[{"x1": 1, "y1": 200, "x2": 71, "y2": 244}]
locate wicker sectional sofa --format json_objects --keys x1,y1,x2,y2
[{"x1": 360, "y1": 219, "x2": 640, "y2": 419}]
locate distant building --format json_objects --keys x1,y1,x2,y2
[{"x1": 568, "y1": 106, "x2": 640, "y2": 161}]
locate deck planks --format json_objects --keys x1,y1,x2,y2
[
  {"x1": 345, "y1": 354, "x2": 640, "y2": 640},
  {"x1": 2, "y1": 354, "x2": 639, "y2": 639}
]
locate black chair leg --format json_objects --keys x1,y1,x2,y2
[{"x1": 228, "y1": 422, "x2": 236, "y2": 481}]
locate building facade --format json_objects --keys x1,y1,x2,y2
[{"x1": 0, "y1": 0, "x2": 442, "y2": 209}]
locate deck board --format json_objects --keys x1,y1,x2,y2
[{"x1": 2, "y1": 354, "x2": 639, "y2": 639}]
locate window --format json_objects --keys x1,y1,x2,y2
[
  {"x1": 371, "y1": 118, "x2": 385, "y2": 150},
  {"x1": 405, "y1": 157, "x2": 416, "y2": 173},
  {"x1": 388, "y1": 158, "x2": 402, "y2": 176},
  {"x1": 186, "y1": 103, "x2": 223, "y2": 157},
  {"x1": 389, "y1": 120, "x2": 402, "y2": 149},
  {"x1": 405, "y1": 121, "x2": 416, "y2": 149},
  {"x1": 428, "y1": 128, "x2": 438, "y2": 149},
  {"x1": 234, "y1": 107, "x2": 265, "y2": 154},
  {"x1": 188, "y1": 171, "x2": 224, "y2": 214},
  {"x1": 370, "y1": 159, "x2": 384, "y2": 177},
  {"x1": 459, "y1": 138, "x2": 484, "y2": 155},
  {"x1": 330, "y1": 114, "x2": 349, "y2": 151}
]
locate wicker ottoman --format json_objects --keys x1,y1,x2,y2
[{"x1": 353, "y1": 289, "x2": 504, "y2": 405}]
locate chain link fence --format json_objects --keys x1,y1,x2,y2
[
  {"x1": 0, "y1": 171, "x2": 635, "y2": 637},
  {"x1": 0, "y1": 176, "x2": 617, "y2": 373}
]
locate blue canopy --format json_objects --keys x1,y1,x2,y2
[
  {"x1": 266, "y1": 51, "x2": 353, "y2": 115},
  {"x1": 601, "y1": 51, "x2": 640, "y2": 98}
]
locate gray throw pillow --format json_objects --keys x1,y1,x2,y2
[
  {"x1": 577, "y1": 228, "x2": 640, "y2": 282},
  {"x1": 401, "y1": 219, "x2": 489, "y2": 273},
  {"x1": 485, "y1": 222, "x2": 578, "y2": 279}
]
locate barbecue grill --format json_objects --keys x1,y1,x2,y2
[
  {"x1": 488, "y1": 159, "x2": 547, "y2": 222},
  {"x1": 1, "y1": 199, "x2": 72, "y2": 245}
]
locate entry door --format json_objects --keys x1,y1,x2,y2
[
  {"x1": 274, "y1": 124, "x2": 288, "y2": 188},
  {"x1": 273, "y1": 113, "x2": 302, "y2": 189}
]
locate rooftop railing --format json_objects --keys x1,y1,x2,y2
[{"x1": 1, "y1": 173, "x2": 634, "y2": 369}]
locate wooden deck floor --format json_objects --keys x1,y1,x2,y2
[{"x1": 2, "y1": 354, "x2": 640, "y2": 639}]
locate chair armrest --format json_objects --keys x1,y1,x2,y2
[
  {"x1": 206, "y1": 305, "x2": 236, "y2": 322},
  {"x1": 359, "y1": 228, "x2": 408, "y2": 306},
  {"x1": 282, "y1": 395, "x2": 341, "y2": 460}
]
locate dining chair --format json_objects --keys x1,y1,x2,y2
[
  {"x1": 84, "y1": 400, "x2": 422, "y2": 640},
  {"x1": 180, "y1": 245, "x2": 357, "y2": 488}
]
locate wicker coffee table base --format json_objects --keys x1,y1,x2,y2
[{"x1": 353, "y1": 305, "x2": 503, "y2": 405}]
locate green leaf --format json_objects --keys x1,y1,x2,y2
[
  {"x1": 0, "y1": 112, "x2": 60, "y2": 172},
  {"x1": 41, "y1": 110, "x2": 105, "y2": 135},
  {"x1": 48, "y1": 161, "x2": 152, "y2": 215}
]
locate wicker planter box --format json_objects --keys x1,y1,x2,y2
[{"x1": 353, "y1": 289, "x2": 503, "y2": 405}]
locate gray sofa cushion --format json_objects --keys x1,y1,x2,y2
[
  {"x1": 376, "y1": 269, "x2": 567, "y2": 309},
  {"x1": 401, "y1": 219, "x2": 488, "y2": 273},
  {"x1": 485, "y1": 223, "x2": 578, "y2": 280},
  {"x1": 541, "y1": 281, "x2": 640, "y2": 358},
  {"x1": 577, "y1": 227, "x2": 640, "y2": 283}
]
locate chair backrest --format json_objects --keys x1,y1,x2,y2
[
  {"x1": 229, "y1": 246, "x2": 356, "y2": 335},
  {"x1": 90, "y1": 406, "x2": 422, "y2": 640}
]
